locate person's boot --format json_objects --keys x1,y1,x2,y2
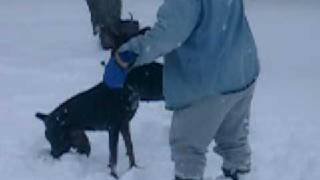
[{"x1": 214, "y1": 168, "x2": 251, "y2": 180}]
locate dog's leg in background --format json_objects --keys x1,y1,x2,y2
[
  {"x1": 108, "y1": 124, "x2": 120, "y2": 178},
  {"x1": 120, "y1": 122, "x2": 137, "y2": 168}
]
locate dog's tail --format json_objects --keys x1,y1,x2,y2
[{"x1": 35, "y1": 112, "x2": 49, "y2": 121}]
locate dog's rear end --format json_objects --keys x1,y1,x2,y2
[{"x1": 126, "y1": 62, "x2": 164, "y2": 101}]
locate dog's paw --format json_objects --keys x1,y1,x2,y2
[{"x1": 110, "y1": 171, "x2": 119, "y2": 179}]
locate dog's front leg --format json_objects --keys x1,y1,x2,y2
[
  {"x1": 108, "y1": 125, "x2": 120, "y2": 178},
  {"x1": 120, "y1": 122, "x2": 137, "y2": 168}
]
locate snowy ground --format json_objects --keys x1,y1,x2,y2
[{"x1": 1, "y1": 0, "x2": 320, "y2": 180}]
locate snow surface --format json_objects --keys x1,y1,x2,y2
[{"x1": 1, "y1": 0, "x2": 320, "y2": 180}]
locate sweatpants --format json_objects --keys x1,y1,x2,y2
[{"x1": 169, "y1": 83, "x2": 255, "y2": 179}]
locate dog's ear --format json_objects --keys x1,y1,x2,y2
[{"x1": 35, "y1": 112, "x2": 49, "y2": 122}]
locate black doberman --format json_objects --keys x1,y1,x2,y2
[{"x1": 36, "y1": 62, "x2": 163, "y2": 178}]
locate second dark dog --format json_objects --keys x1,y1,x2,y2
[{"x1": 36, "y1": 62, "x2": 163, "y2": 178}]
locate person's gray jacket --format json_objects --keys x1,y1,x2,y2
[{"x1": 119, "y1": 0, "x2": 260, "y2": 110}]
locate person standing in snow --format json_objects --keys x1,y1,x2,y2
[{"x1": 107, "y1": 0, "x2": 260, "y2": 179}]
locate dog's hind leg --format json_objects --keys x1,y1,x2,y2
[
  {"x1": 108, "y1": 124, "x2": 120, "y2": 179},
  {"x1": 120, "y1": 122, "x2": 137, "y2": 168}
]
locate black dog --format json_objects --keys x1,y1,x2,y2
[{"x1": 36, "y1": 62, "x2": 163, "y2": 178}]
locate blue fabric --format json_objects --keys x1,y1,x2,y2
[
  {"x1": 119, "y1": 0, "x2": 260, "y2": 110},
  {"x1": 103, "y1": 51, "x2": 137, "y2": 89}
]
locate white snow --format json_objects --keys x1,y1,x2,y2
[{"x1": 1, "y1": 0, "x2": 320, "y2": 180}]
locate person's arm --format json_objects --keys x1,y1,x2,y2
[{"x1": 118, "y1": 0, "x2": 201, "y2": 66}]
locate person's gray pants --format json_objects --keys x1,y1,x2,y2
[{"x1": 169, "y1": 83, "x2": 255, "y2": 179}]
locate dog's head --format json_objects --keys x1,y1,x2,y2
[
  {"x1": 35, "y1": 112, "x2": 90, "y2": 158},
  {"x1": 36, "y1": 112, "x2": 71, "y2": 158},
  {"x1": 102, "y1": 17, "x2": 151, "y2": 50}
]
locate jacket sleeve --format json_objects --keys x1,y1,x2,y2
[{"x1": 118, "y1": 0, "x2": 201, "y2": 66}]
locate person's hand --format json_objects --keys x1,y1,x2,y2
[
  {"x1": 114, "y1": 51, "x2": 137, "y2": 69},
  {"x1": 103, "y1": 51, "x2": 137, "y2": 89}
]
